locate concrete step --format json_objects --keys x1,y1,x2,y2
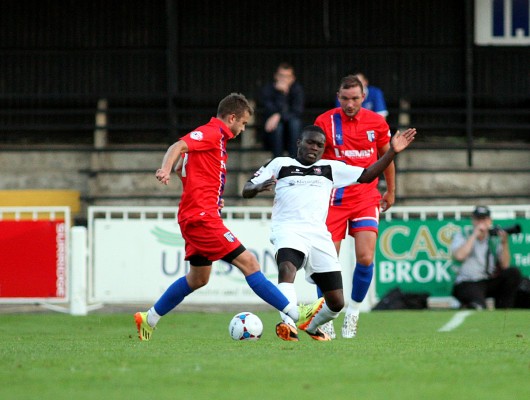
[
  {"x1": 87, "y1": 147, "x2": 271, "y2": 171},
  {"x1": 0, "y1": 150, "x2": 91, "y2": 171},
  {"x1": 86, "y1": 193, "x2": 274, "y2": 209},
  {"x1": 88, "y1": 172, "x2": 177, "y2": 195},
  {"x1": 398, "y1": 149, "x2": 530, "y2": 170},
  {"x1": 90, "y1": 150, "x2": 160, "y2": 170},
  {"x1": 397, "y1": 171, "x2": 530, "y2": 197},
  {"x1": 227, "y1": 149, "x2": 271, "y2": 171},
  {"x1": 395, "y1": 197, "x2": 530, "y2": 207},
  {"x1": 87, "y1": 170, "x2": 250, "y2": 198},
  {"x1": 1, "y1": 147, "x2": 528, "y2": 221}
]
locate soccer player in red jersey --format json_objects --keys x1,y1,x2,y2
[
  {"x1": 315, "y1": 75, "x2": 399, "y2": 339},
  {"x1": 134, "y1": 93, "x2": 321, "y2": 341}
]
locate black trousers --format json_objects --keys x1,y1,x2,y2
[{"x1": 452, "y1": 267, "x2": 523, "y2": 309}]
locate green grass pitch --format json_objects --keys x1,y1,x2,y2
[{"x1": 1, "y1": 309, "x2": 528, "y2": 400}]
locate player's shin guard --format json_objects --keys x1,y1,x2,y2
[
  {"x1": 306, "y1": 302, "x2": 339, "y2": 333},
  {"x1": 154, "y1": 276, "x2": 193, "y2": 315},
  {"x1": 246, "y1": 271, "x2": 293, "y2": 317},
  {"x1": 278, "y1": 282, "x2": 297, "y2": 326},
  {"x1": 351, "y1": 262, "x2": 374, "y2": 302}
]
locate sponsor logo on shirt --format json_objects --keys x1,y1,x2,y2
[
  {"x1": 342, "y1": 148, "x2": 373, "y2": 158},
  {"x1": 287, "y1": 178, "x2": 324, "y2": 187},
  {"x1": 190, "y1": 130, "x2": 203, "y2": 141},
  {"x1": 224, "y1": 231, "x2": 236, "y2": 242}
]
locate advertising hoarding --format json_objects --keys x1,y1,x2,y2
[
  {"x1": 91, "y1": 215, "x2": 356, "y2": 304},
  {"x1": 0, "y1": 220, "x2": 67, "y2": 299},
  {"x1": 376, "y1": 218, "x2": 530, "y2": 297}
]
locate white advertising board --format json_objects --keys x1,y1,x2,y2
[
  {"x1": 90, "y1": 210, "x2": 356, "y2": 305},
  {"x1": 475, "y1": 0, "x2": 530, "y2": 45}
]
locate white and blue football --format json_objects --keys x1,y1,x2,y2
[{"x1": 228, "y1": 312, "x2": 263, "y2": 341}]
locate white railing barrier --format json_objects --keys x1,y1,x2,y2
[
  {"x1": 68, "y1": 226, "x2": 103, "y2": 315},
  {"x1": 86, "y1": 206, "x2": 353, "y2": 306},
  {"x1": 69, "y1": 226, "x2": 89, "y2": 315},
  {"x1": 26, "y1": 204, "x2": 525, "y2": 315}
]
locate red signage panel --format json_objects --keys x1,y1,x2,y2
[{"x1": 0, "y1": 220, "x2": 66, "y2": 298}]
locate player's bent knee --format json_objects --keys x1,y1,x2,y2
[
  {"x1": 187, "y1": 274, "x2": 210, "y2": 289},
  {"x1": 356, "y1": 254, "x2": 374, "y2": 266},
  {"x1": 325, "y1": 293, "x2": 345, "y2": 312},
  {"x1": 193, "y1": 279, "x2": 209, "y2": 289},
  {"x1": 311, "y1": 271, "x2": 344, "y2": 311},
  {"x1": 278, "y1": 263, "x2": 297, "y2": 283},
  {"x1": 187, "y1": 255, "x2": 213, "y2": 289},
  {"x1": 230, "y1": 249, "x2": 261, "y2": 276}
]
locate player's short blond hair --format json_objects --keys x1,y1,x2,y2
[{"x1": 217, "y1": 93, "x2": 254, "y2": 119}]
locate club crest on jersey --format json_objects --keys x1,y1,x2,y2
[
  {"x1": 190, "y1": 130, "x2": 203, "y2": 141},
  {"x1": 224, "y1": 231, "x2": 236, "y2": 242},
  {"x1": 313, "y1": 167, "x2": 322, "y2": 175},
  {"x1": 366, "y1": 130, "x2": 375, "y2": 142}
]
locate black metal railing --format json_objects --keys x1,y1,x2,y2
[{"x1": 1, "y1": 94, "x2": 528, "y2": 162}]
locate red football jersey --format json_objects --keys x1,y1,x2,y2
[
  {"x1": 314, "y1": 107, "x2": 390, "y2": 205},
  {"x1": 178, "y1": 117, "x2": 234, "y2": 222}
]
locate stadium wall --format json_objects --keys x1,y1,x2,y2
[{"x1": 0, "y1": 0, "x2": 528, "y2": 145}]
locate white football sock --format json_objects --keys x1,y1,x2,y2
[
  {"x1": 278, "y1": 282, "x2": 297, "y2": 326},
  {"x1": 306, "y1": 302, "x2": 339, "y2": 333},
  {"x1": 346, "y1": 300, "x2": 361, "y2": 317},
  {"x1": 147, "y1": 307, "x2": 161, "y2": 327}
]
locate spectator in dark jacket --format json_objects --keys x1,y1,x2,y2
[{"x1": 260, "y1": 62, "x2": 304, "y2": 158}]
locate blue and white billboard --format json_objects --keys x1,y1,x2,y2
[{"x1": 475, "y1": 0, "x2": 530, "y2": 45}]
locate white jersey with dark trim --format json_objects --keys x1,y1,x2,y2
[{"x1": 249, "y1": 157, "x2": 364, "y2": 231}]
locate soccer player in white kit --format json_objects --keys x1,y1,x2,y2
[{"x1": 242, "y1": 125, "x2": 416, "y2": 341}]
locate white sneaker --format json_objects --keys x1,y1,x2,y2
[
  {"x1": 319, "y1": 320, "x2": 336, "y2": 339},
  {"x1": 341, "y1": 313, "x2": 359, "y2": 338}
]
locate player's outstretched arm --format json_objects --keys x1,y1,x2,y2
[
  {"x1": 391, "y1": 128, "x2": 417, "y2": 153},
  {"x1": 358, "y1": 128, "x2": 417, "y2": 184},
  {"x1": 242, "y1": 176, "x2": 277, "y2": 198}
]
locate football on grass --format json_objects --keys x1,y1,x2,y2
[{"x1": 228, "y1": 312, "x2": 263, "y2": 341}]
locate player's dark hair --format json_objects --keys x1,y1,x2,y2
[
  {"x1": 338, "y1": 75, "x2": 364, "y2": 93},
  {"x1": 300, "y1": 125, "x2": 325, "y2": 139},
  {"x1": 217, "y1": 93, "x2": 254, "y2": 119}
]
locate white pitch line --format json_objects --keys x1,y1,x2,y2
[{"x1": 438, "y1": 310, "x2": 474, "y2": 332}]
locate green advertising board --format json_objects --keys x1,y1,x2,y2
[{"x1": 375, "y1": 218, "x2": 530, "y2": 298}]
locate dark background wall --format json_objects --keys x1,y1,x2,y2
[{"x1": 0, "y1": 0, "x2": 528, "y2": 144}]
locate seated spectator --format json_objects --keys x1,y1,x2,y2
[
  {"x1": 260, "y1": 62, "x2": 304, "y2": 158},
  {"x1": 451, "y1": 205, "x2": 522, "y2": 310},
  {"x1": 334, "y1": 72, "x2": 388, "y2": 119}
]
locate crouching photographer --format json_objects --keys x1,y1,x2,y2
[{"x1": 451, "y1": 205, "x2": 523, "y2": 310}]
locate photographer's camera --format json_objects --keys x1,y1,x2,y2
[{"x1": 488, "y1": 224, "x2": 522, "y2": 236}]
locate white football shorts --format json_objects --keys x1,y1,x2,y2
[{"x1": 270, "y1": 225, "x2": 341, "y2": 284}]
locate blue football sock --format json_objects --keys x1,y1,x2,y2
[
  {"x1": 154, "y1": 276, "x2": 193, "y2": 316},
  {"x1": 246, "y1": 271, "x2": 289, "y2": 311},
  {"x1": 351, "y1": 262, "x2": 374, "y2": 302}
]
